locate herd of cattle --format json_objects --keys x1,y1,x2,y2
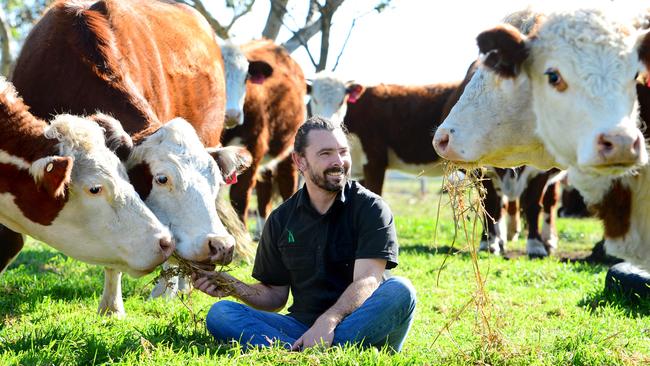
[{"x1": 1, "y1": 0, "x2": 650, "y2": 317}]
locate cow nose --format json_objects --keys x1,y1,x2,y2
[
  {"x1": 159, "y1": 236, "x2": 175, "y2": 259},
  {"x1": 596, "y1": 132, "x2": 642, "y2": 165},
  {"x1": 207, "y1": 234, "x2": 235, "y2": 265},
  {"x1": 434, "y1": 131, "x2": 450, "y2": 153},
  {"x1": 225, "y1": 109, "x2": 242, "y2": 128}
]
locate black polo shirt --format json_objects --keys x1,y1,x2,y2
[{"x1": 252, "y1": 180, "x2": 399, "y2": 326}]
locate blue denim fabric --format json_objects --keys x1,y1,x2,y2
[{"x1": 205, "y1": 276, "x2": 416, "y2": 352}]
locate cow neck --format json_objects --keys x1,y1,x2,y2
[
  {"x1": 0, "y1": 93, "x2": 57, "y2": 162},
  {"x1": 589, "y1": 179, "x2": 632, "y2": 239}
]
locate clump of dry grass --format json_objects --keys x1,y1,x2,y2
[
  {"x1": 431, "y1": 162, "x2": 507, "y2": 353},
  {"x1": 154, "y1": 253, "x2": 238, "y2": 296}
]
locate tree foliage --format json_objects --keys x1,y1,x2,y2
[{"x1": 1, "y1": 0, "x2": 392, "y2": 75}]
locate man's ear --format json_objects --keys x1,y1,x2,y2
[
  {"x1": 30, "y1": 156, "x2": 73, "y2": 198},
  {"x1": 291, "y1": 151, "x2": 305, "y2": 172},
  {"x1": 477, "y1": 23, "x2": 529, "y2": 78},
  {"x1": 248, "y1": 60, "x2": 273, "y2": 84},
  {"x1": 87, "y1": 113, "x2": 133, "y2": 161},
  {"x1": 207, "y1": 146, "x2": 253, "y2": 184},
  {"x1": 345, "y1": 82, "x2": 365, "y2": 103}
]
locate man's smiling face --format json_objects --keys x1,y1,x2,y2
[{"x1": 301, "y1": 129, "x2": 351, "y2": 192}]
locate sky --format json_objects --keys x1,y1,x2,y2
[{"x1": 207, "y1": 0, "x2": 635, "y2": 86}]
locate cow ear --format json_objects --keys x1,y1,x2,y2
[
  {"x1": 637, "y1": 29, "x2": 650, "y2": 76},
  {"x1": 248, "y1": 61, "x2": 273, "y2": 84},
  {"x1": 31, "y1": 156, "x2": 73, "y2": 198},
  {"x1": 87, "y1": 113, "x2": 133, "y2": 161},
  {"x1": 345, "y1": 82, "x2": 365, "y2": 104},
  {"x1": 476, "y1": 24, "x2": 529, "y2": 78},
  {"x1": 207, "y1": 146, "x2": 253, "y2": 184}
]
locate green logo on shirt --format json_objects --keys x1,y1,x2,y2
[{"x1": 287, "y1": 230, "x2": 295, "y2": 243}]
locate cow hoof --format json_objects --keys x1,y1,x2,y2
[
  {"x1": 479, "y1": 239, "x2": 502, "y2": 255},
  {"x1": 97, "y1": 304, "x2": 126, "y2": 319},
  {"x1": 543, "y1": 235, "x2": 559, "y2": 255},
  {"x1": 526, "y1": 238, "x2": 549, "y2": 258}
]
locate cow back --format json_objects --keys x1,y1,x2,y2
[
  {"x1": 343, "y1": 83, "x2": 460, "y2": 165},
  {"x1": 11, "y1": 0, "x2": 226, "y2": 146}
]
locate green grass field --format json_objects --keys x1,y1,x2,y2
[{"x1": 1, "y1": 177, "x2": 649, "y2": 365}]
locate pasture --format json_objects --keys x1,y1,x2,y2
[{"x1": 1, "y1": 176, "x2": 649, "y2": 365}]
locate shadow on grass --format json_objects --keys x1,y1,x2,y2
[
  {"x1": 399, "y1": 244, "x2": 476, "y2": 258},
  {"x1": 579, "y1": 287, "x2": 650, "y2": 318},
  {"x1": 1, "y1": 322, "x2": 235, "y2": 364},
  {"x1": 0, "y1": 250, "x2": 106, "y2": 317}
]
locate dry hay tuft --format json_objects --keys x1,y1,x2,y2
[{"x1": 431, "y1": 162, "x2": 507, "y2": 353}]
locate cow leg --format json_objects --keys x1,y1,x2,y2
[
  {"x1": 479, "y1": 176, "x2": 505, "y2": 255},
  {"x1": 229, "y1": 161, "x2": 259, "y2": 226},
  {"x1": 276, "y1": 156, "x2": 298, "y2": 201},
  {"x1": 150, "y1": 262, "x2": 180, "y2": 299},
  {"x1": 521, "y1": 174, "x2": 549, "y2": 258},
  {"x1": 362, "y1": 155, "x2": 387, "y2": 195},
  {"x1": 541, "y1": 180, "x2": 560, "y2": 254},
  {"x1": 98, "y1": 268, "x2": 125, "y2": 318},
  {"x1": 254, "y1": 168, "x2": 274, "y2": 240},
  {"x1": 506, "y1": 199, "x2": 521, "y2": 241},
  {"x1": 0, "y1": 225, "x2": 24, "y2": 275}
]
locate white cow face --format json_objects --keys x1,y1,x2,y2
[
  {"x1": 473, "y1": 9, "x2": 648, "y2": 176},
  {"x1": 128, "y1": 118, "x2": 251, "y2": 266},
  {"x1": 6, "y1": 115, "x2": 174, "y2": 277},
  {"x1": 306, "y1": 72, "x2": 365, "y2": 125},
  {"x1": 434, "y1": 62, "x2": 558, "y2": 169},
  {"x1": 221, "y1": 41, "x2": 273, "y2": 128}
]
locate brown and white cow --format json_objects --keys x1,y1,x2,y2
[
  {"x1": 221, "y1": 39, "x2": 306, "y2": 225},
  {"x1": 433, "y1": 7, "x2": 648, "y2": 173},
  {"x1": 10, "y1": 0, "x2": 252, "y2": 315},
  {"x1": 0, "y1": 78, "x2": 173, "y2": 278},
  {"x1": 307, "y1": 72, "x2": 561, "y2": 257},
  {"x1": 433, "y1": 7, "x2": 650, "y2": 270}
]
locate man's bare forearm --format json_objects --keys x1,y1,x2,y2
[
  {"x1": 318, "y1": 275, "x2": 381, "y2": 325},
  {"x1": 220, "y1": 272, "x2": 288, "y2": 312}
]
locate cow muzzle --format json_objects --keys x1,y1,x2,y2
[
  {"x1": 433, "y1": 128, "x2": 465, "y2": 161},
  {"x1": 587, "y1": 130, "x2": 647, "y2": 171},
  {"x1": 206, "y1": 234, "x2": 236, "y2": 265},
  {"x1": 225, "y1": 109, "x2": 243, "y2": 129}
]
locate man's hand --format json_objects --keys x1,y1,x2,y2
[
  {"x1": 291, "y1": 315, "x2": 339, "y2": 351},
  {"x1": 192, "y1": 271, "x2": 231, "y2": 298}
]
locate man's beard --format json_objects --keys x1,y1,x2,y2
[{"x1": 305, "y1": 163, "x2": 349, "y2": 192}]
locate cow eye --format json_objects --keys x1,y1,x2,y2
[
  {"x1": 88, "y1": 185, "x2": 103, "y2": 195},
  {"x1": 154, "y1": 174, "x2": 169, "y2": 185},
  {"x1": 544, "y1": 68, "x2": 567, "y2": 92}
]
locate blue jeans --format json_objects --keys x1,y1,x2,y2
[{"x1": 205, "y1": 276, "x2": 416, "y2": 352}]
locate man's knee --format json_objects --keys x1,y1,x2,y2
[
  {"x1": 206, "y1": 300, "x2": 244, "y2": 340},
  {"x1": 382, "y1": 276, "x2": 417, "y2": 313}
]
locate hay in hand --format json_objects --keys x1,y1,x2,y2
[{"x1": 154, "y1": 253, "x2": 259, "y2": 298}]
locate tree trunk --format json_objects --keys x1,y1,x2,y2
[
  {"x1": 261, "y1": 0, "x2": 289, "y2": 41},
  {"x1": 0, "y1": 6, "x2": 11, "y2": 76}
]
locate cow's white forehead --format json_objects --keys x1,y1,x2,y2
[
  {"x1": 530, "y1": 9, "x2": 639, "y2": 96},
  {"x1": 311, "y1": 73, "x2": 347, "y2": 103},
  {"x1": 222, "y1": 42, "x2": 248, "y2": 76},
  {"x1": 44, "y1": 114, "x2": 131, "y2": 202},
  {"x1": 129, "y1": 118, "x2": 219, "y2": 186}
]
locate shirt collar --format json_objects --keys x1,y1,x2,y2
[{"x1": 297, "y1": 181, "x2": 350, "y2": 210}]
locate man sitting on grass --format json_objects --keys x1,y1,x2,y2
[{"x1": 193, "y1": 116, "x2": 416, "y2": 352}]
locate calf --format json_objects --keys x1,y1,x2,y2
[
  {"x1": 0, "y1": 78, "x2": 173, "y2": 278},
  {"x1": 433, "y1": 7, "x2": 650, "y2": 270},
  {"x1": 221, "y1": 39, "x2": 306, "y2": 225},
  {"x1": 11, "y1": 0, "x2": 252, "y2": 315}
]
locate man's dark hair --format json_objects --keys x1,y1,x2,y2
[{"x1": 294, "y1": 116, "x2": 344, "y2": 155}]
